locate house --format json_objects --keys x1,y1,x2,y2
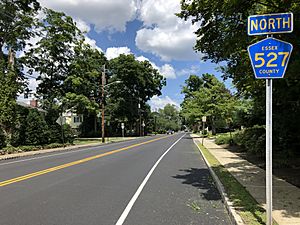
[
  {"x1": 17, "y1": 100, "x2": 47, "y2": 114},
  {"x1": 18, "y1": 100, "x2": 83, "y2": 130},
  {"x1": 62, "y1": 110, "x2": 83, "y2": 129}
]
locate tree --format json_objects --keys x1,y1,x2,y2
[
  {"x1": 178, "y1": 0, "x2": 300, "y2": 155},
  {"x1": 0, "y1": 0, "x2": 40, "y2": 144},
  {"x1": 107, "y1": 54, "x2": 166, "y2": 135},
  {"x1": 24, "y1": 8, "x2": 83, "y2": 110},
  {"x1": 154, "y1": 104, "x2": 181, "y2": 133},
  {"x1": 181, "y1": 74, "x2": 203, "y2": 98},
  {"x1": 0, "y1": 0, "x2": 40, "y2": 59},
  {"x1": 11, "y1": 104, "x2": 29, "y2": 146},
  {"x1": 25, "y1": 109, "x2": 49, "y2": 145},
  {"x1": 0, "y1": 127, "x2": 6, "y2": 149},
  {"x1": 62, "y1": 41, "x2": 107, "y2": 135},
  {"x1": 181, "y1": 74, "x2": 235, "y2": 134},
  {"x1": 0, "y1": 60, "x2": 18, "y2": 142},
  {"x1": 63, "y1": 41, "x2": 107, "y2": 114}
]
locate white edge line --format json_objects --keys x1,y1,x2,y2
[
  {"x1": 115, "y1": 134, "x2": 185, "y2": 225},
  {"x1": 0, "y1": 138, "x2": 147, "y2": 166}
]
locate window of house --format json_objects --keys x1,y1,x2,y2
[{"x1": 73, "y1": 116, "x2": 82, "y2": 123}]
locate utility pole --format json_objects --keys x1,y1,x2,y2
[
  {"x1": 154, "y1": 115, "x2": 157, "y2": 135},
  {"x1": 60, "y1": 108, "x2": 65, "y2": 148},
  {"x1": 101, "y1": 65, "x2": 106, "y2": 143},
  {"x1": 138, "y1": 102, "x2": 142, "y2": 137},
  {"x1": 202, "y1": 116, "x2": 206, "y2": 145}
]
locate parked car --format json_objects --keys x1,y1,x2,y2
[{"x1": 166, "y1": 130, "x2": 174, "y2": 135}]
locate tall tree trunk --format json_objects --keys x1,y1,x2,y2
[
  {"x1": 211, "y1": 116, "x2": 216, "y2": 135},
  {"x1": 94, "y1": 115, "x2": 97, "y2": 132}
]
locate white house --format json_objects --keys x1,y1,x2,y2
[{"x1": 62, "y1": 110, "x2": 83, "y2": 129}]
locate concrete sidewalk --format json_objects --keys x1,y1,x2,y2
[{"x1": 192, "y1": 135, "x2": 300, "y2": 225}]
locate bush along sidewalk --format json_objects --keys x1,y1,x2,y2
[
  {"x1": 197, "y1": 143, "x2": 278, "y2": 225},
  {"x1": 215, "y1": 125, "x2": 266, "y2": 158},
  {"x1": 0, "y1": 143, "x2": 72, "y2": 155}
]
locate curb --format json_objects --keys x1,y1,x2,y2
[
  {"x1": 192, "y1": 137, "x2": 245, "y2": 225},
  {"x1": 0, "y1": 137, "x2": 141, "y2": 162}
]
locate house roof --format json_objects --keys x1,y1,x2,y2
[{"x1": 17, "y1": 101, "x2": 47, "y2": 113}]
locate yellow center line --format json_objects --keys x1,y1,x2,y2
[{"x1": 0, "y1": 135, "x2": 170, "y2": 187}]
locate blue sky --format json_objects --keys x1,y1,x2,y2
[{"x1": 23, "y1": 0, "x2": 232, "y2": 110}]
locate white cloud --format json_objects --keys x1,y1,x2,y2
[
  {"x1": 74, "y1": 18, "x2": 91, "y2": 33},
  {"x1": 159, "y1": 64, "x2": 176, "y2": 79},
  {"x1": 136, "y1": 55, "x2": 150, "y2": 62},
  {"x1": 139, "y1": 0, "x2": 180, "y2": 28},
  {"x1": 84, "y1": 36, "x2": 103, "y2": 52},
  {"x1": 136, "y1": 56, "x2": 176, "y2": 79},
  {"x1": 149, "y1": 95, "x2": 180, "y2": 110},
  {"x1": 177, "y1": 65, "x2": 202, "y2": 77},
  {"x1": 39, "y1": 0, "x2": 138, "y2": 32},
  {"x1": 38, "y1": 0, "x2": 201, "y2": 62},
  {"x1": 136, "y1": 0, "x2": 201, "y2": 61},
  {"x1": 136, "y1": 55, "x2": 159, "y2": 70},
  {"x1": 105, "y1": 47, "x2": 132, "y2": 60}
]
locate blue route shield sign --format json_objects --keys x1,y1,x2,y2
[
  {"x1": 248, "y1": 13, "x2": 293, "y2": 36},
  {"x1": 248, "y1": 37, "x2": 293, "y2": 79}
]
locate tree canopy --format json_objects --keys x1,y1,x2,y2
[
  {"x1": 0, "y1": 0, "x2": 40, "y2": 143},
  {"x1": 181, "y1": 74, "x2": 236, "y2": 134},
  {"x1": 105, "y1": 54, "x2": 166, "y2": 133},
  {"x1": 178, "y1": 0, "x2": 300, "y2": 155}
]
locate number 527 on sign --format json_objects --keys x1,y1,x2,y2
[{"x1": 248, "y1": 37, "x2": 293, "y2": 79}]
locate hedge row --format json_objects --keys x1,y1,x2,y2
[
  {"x1": 0, "y1": 143, "x2": 70, "y2": 155},
  {"x1": 215, "y1": 125, "x2": 266, "y2": 157}
]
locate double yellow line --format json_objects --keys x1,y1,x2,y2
[{"x1": 0, "y1": 135, "x2": 169, "y2": 187}]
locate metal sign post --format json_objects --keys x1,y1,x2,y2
[
  {"x1": 266, "y1": 78, "x2": 272, "y2": 225},
  {"x1": 247, "y1": 12, "x2": 293, "y2": 225},
  {"x1": 202, "y1": 116, "x2": 206, "y2": 145},
  {"x1": 121, "y1": 123, "x2": 125, "y2": 138}
]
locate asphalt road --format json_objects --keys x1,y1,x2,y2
[{"x1": 0, "y1": 133, "x2": 231, "y2": 225}]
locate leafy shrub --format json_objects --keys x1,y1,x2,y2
[
  {"x1": 2, "y1": 146, "x2": 19, "y2": 154},
  {"x1": 232, "y1": 131, "x2": 244, "y2": 147},
  {"x1": 47, "y1": 143, "x2": 66, "y2": 149},
  {"x1": 47, "y1": 124, "x2": 63, "y2": 143},
  {"x1": 20, "y1": 145, "x2": 42, "y2": 152},
  {"x1": 63, "y1": 124, "x2": 76, "y2": 144},
  {"x1": 215, "y1": 133, "x2": 232, "y2": 145},
  {"x1": 11, "y1": 105, "x2": 28, "y2": 147},
  {"x1": 215, "y1": 126, "x2": 266, "y2": 157},
  {"x1": 157, "y1": 129, "x2": 166, "y2": 134},
  {"x1": 239, "y1": 125, "x2": 265, "y2": 156},
  {"x1": 25, "y1": 109, "x2": 49, "y2": 145},
  {"x1": 0, "y1": 128, "x2": 6, "y2": 149}
]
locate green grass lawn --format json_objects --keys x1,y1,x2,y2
[
  {"x1": 197, "y1": 143, "x2": 278, "y2": 225},
  {"x1": 0, "y1": 137, "x2": 139, "y2": 155},
  {"x1": 74, "y1": 137, "x2": 138, "y2": 145}
]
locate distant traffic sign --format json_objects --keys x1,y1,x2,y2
[
  {"x1": 248, "y1": 37, "x2": 293, "y2": 79},
  {"x1": 248, "y1": 13, "x2": 293, "y2": 36},
  {"x1": 56, "y1": 116, "x2": 66, "y2": 125}
]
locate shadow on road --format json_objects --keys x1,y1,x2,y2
[{"x1": 172, "y1": 168, "x2": 222, "y2": 201}]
